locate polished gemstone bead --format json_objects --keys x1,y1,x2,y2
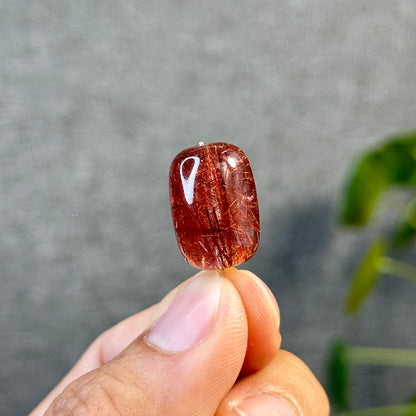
[{"x1": 169, "y1": 142, "x2": 260, "y2": 270}]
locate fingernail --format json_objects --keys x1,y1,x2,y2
[
  {"x1": 145, "y1": 270, "x2": 221, "y2": 352},
  {"x1": 235, "y1": 393, "x2": 297, "y2": 416}
]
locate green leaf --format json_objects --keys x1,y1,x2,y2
[
  {"x1": 393, "y1": 221, "x2": 416, "y2": 248},
  {"x1": 405, "y1": 393, "x2": 416, "y2": 416},
  {"x1": 405, "y1": 406, "x2": 416, "y2": 416},
  {"x1": 340, "y1": 151, "x2": 390, "y2": 225},
  {"x1": 327, "y1": 339, "x2": 351, "y2": 411},
  {"x1": 381, "y1": 139, "x2": 416, "y2": 184},
  {"x1": 344, "y1": 239, "x2": 385, "y2": 314},
  {"x1": 340, "y1": 131, "x2": 416, "y2": 226},
  {"x1": 393, "y1": 198, "x2": 416, "y2": 247},
  {"x1": 334, "y1": 404, "x2": 416, "y2": 416}
]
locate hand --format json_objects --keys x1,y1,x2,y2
[{"x1": 30, "y1": 268, "x2": 329, "y2": 416}]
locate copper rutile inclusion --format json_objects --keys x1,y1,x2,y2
[{"x1": 169, "y1": 142, "x2": 260, "y2": 270}]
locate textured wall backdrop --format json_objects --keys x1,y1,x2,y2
[{"x1": 1, "y1": 1, "x2": 416, "y2": 414}]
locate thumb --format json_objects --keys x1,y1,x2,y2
[{"x1": 46, "y1": 270, "x2": 248, "y2": 416}]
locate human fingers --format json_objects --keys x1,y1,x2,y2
[
  {"x1": 217, "y1": 349, "x2": 330, "y2": 416},
  {"x1": 224, "y1": 268, "x2": 281, "y2": 374},
  {"x1": 29, "y1": 281, "x2": 188, "y2": 416},
  {"x1": 43, "y1": 270, "x2": 249, "y2": 416}
]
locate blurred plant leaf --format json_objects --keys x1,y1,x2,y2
[
  {"x1": 340, "y1": 132, "x2": 416, "y2": 225},
  {"x1": 335, "y1": 404, "x2": 416, "y2": 416},
  {"x1": 394, "y1": 221, "x2": 416, "y2": 248},
  {"x1": 406, "y1": 393, "x2": 416, "y2": 416},
  {"x1": 344, "y1": 239, "x2": 385, "y2": 314},
  {"x1": 340, "y1": 151, "x2": 390, "y2": 225},
  {"x1": 393, "y1": 198, "x2": 416, "y2": 247},
  {"x1": 327, "y1": 339, "x2": 350, "y2": 411},
  {"x1": 406, "y1": 407, "x2": 416, "y2": 416}
]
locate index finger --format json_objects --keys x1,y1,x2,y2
[{"x1": 225, "y1": 268, "x2": 281, "y2": 374}]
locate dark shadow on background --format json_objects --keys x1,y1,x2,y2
[
  {"x1": 247, "y1": 197, "x2": 398, "y2": 407},
  {"x1": 250, "y1": 198, "x2": 334, "y2": 290}
]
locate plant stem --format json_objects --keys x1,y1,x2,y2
[
  {"x1": 349, "y1": 347, "x2": 416, "y2": 367},
  {"x1": 378, "y1": 257, "x2": 416, "y2": 283},
  {"x1": 334, "y1": 404, "x2": 416, "y2": 416}
]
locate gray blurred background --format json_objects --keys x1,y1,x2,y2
[{"x1": 1, "y1": 1, "x2": 416, "y2": 414}]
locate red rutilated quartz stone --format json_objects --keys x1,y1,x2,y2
[{"x1": 169, "y1": 142, "x2": 260, "y2": 270}]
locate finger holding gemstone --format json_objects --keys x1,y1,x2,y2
[{"x1": 169, "y1": 142, "x2": 260, "y2": 270}]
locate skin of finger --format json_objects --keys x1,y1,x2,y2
[
  {"x1": 29, "y1": 281, "x2": 188, "y2": 416},
  {"x1": 216, "y1": 350, "x2": 330, "y2": 416},
  {"x1": 31, "y1": 270, "x2": 281, "y2": 416},
  {"x1": 225, "y1": 268, "x2": 281, "y2": 374},
  {"x1": 45, "y1": 277, "x2": 248, "y2": 416}
]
